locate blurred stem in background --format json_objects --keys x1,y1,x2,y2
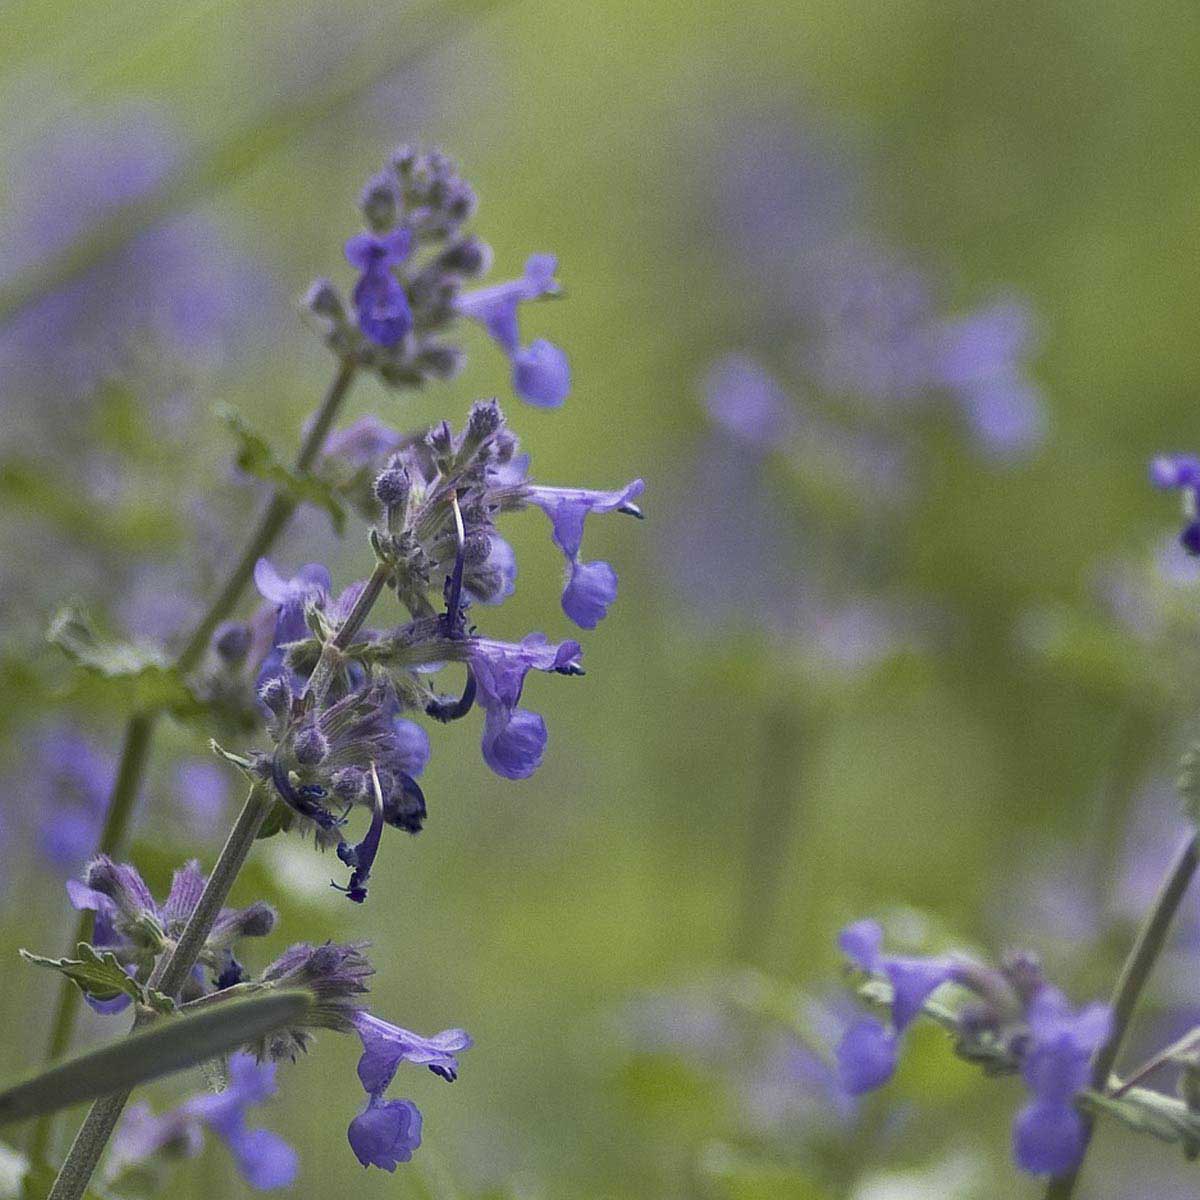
[
  {"x1": 732, "y1": 695, "x2": 810, "y2": 967},
  {"x1": 0, "y1": 0, "x2": 513, "y2": 327},
  {"x1": 28, "y1": 356, "x2": 359, "y2": 1167}
]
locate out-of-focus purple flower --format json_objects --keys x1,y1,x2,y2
[
  {"x1": 110, "y1": 1054, "x2": 296, "y2": 1189},
  {"x1": 522, "y1": 480, "x2": 645, "y2": 628},
  {"x1": 322, "y1": 415, "x2": 408, "y2": 470},
  {"x1": 174, "y1": 760, "x2": 230, "y2": 838},
  {"x1": 934, "y1": 299, "x2": 1046, "y2": 461},
  {"x1": 836, "y1": 919, "x2": 1110, "y2": 1178},
  {"x1": 345, "y1": 229, "x2": 413, "y2": 347},
  {"x1": 455, "y1": 254, "x2": 570, "y2": 406},
  {"x1": 466, "y1": 634, "x2": 584, "y2": 778},
  {"x1": 1151, "y1": 454, "x2": 1200, "y2": 554},
  {"x1": 704, "y1": 355, "x2": 797, "y2": 452},
  {"x1": 26, "y1": 725, "x2": 115, "y2": 873},
  {"x1": 1011, "y1": 990, "x2": 1110, "y2": 1176}
]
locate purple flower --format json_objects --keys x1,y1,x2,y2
[
  {"x1": 345, "y1": 229, "x2": 413, "y2": 347},
  {"x1": 351, "y1": 1011, "x2": 473, "y2": 1092},
  {"x1": 66, "y1": 857, "x2": 275, "y2": 1008},
  {"x1": 25, "y1": 725, "x2": 115, "y2": 873},
  {"x1": 455, "y1": 254, "x2": 570, "y2": 406},
  {"x1": 522, "y1": 480, "x2": 645, "y2": 628},
  {"x1": 934, "y1": 299, "x2": 1046, "y2": 461},
  {"x1": 111, "y1": 1054, "x2": 296, "y2": 1189},
  {"x1": 704, "y1": 355, "x2": 797, "y2": 451},
  {"x1": 347, "y1": 1097, "x2": 423, "y2": 1170},
  {"x1": 1151, "y1": 454, "x2": 1200, "y2": 554},
  {"x1": 835, "y1": 1018, "x2": 898, "y2": 1094},
  {"x1": 467, "y1": 635, "x2": 584, "y2": 778},
  {"x1": 1011, "y1": 990, "x2": 1110, "y2": 1176},
  {"x1": 321, "y1": 415, "x2": 407, "y2": 469},
  {"x1": 834, "y1": 919, "x2": 956, "y2": 1095},
  {"x1": 342, "y1": 1010, "x2": 469, "y2": 1171},
  {"x1": 252, "y1": 557, "x2": 332, "y2": 692}
]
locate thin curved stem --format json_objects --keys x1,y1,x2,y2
[
  {"x1": 30, "y1": 357, "x2": 358, "y2": 1163},
  {"x1": 1044, "y1": 831, "x2": 1199, "y2": 1199},
  {"x1": 47, "y1": 786, "x2": 274, "y2": 1200}
]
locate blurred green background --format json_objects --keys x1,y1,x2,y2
[{"x1": 4, "y1": 0, "x2": 1200, "y2": 1197}]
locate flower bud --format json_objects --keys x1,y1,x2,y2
[
  {"x1": 360, "y1": 172, "x2": 400, "y2": 232},
  {"x1": 303, "y1": 278, "x2": 346, "y2": 323},
  {"x1": 373, "y1": 466, "x2": 411, "y2": 510},
  {"x1": 213, "y1": 620, "x2": 252, "y2": 666},
  {"x1": 294, "y1": 726, "x2": 329, "y2": 766}
]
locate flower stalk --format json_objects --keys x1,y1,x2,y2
[
  {"x1": 47, "y1": 785, "x2": 275, "y2": 1200},
  {"x1": 31, "y1": 356, "x2": 358, "y2": 1164}
]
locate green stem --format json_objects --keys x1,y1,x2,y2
[
  {"x1": 1044, "y1": 831, "x2": 1199, "y2": 1200},
  {"x1": 31, "y1": 356, "x2": 358, "y2": 1162},
  {"x1": 47, "y1": 786, "x2": 274, "y2": 1200},
  {"x1": 302, "y1": 560, "x2": 392, "y2": 707}
]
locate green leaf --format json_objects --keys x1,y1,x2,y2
[
  {"x1": 19, "y1": 945, "x2": 176, "y2": 1015},
  {"x1": 47, "y1": 606, "x2": 202, "y2": 716},
  {"x1": 1081, "y1": 1086, "x2": 1200, "y2": 1159},
  {"x1": 0, "y1": 989, "x2": 310, "y2": 1126},
  {"x1": 220, "y1": 405, "x2": 345, "y2": 532}
]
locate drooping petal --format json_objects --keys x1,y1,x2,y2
[
  {"x1": 883, "y1": 956, "x2": 955, "y2": 1032},
  {"x1": 561, "y1": 559, "x2": 618, "y2": 629},
  {"x1": 1011, "y1": 1100, "x2": 1086, "y2": 1176},
  {"x1": 835, "y1": 1019, "x2": 897, "y2": 1094},
  {"x1": 512, "y1": 339, "x2": 569, "y2": 406},
  {"x1": 347, "y1": 1097, "x2": 422, "y2": 1170},
  {"x1": 481, "y1": 706, "x2": 547, "y2": 780}
]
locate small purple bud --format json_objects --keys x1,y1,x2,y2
[
  {"x1": 373, "y1": 467, "x2": 410, "y2": 510},
  {"x1": 303, "y1": 278, "x2": 346, "y2": 323},
  {"x1": 213, "y1": 621, "x2": 252, "y2": 665},
  {"x1": 360, "y1": 172, "x2": 399, "y2": 232},
  {"x1": 293, "y1": 727, "x2": 329, "y2": 767}
]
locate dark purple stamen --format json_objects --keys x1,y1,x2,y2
[
  {"x1": 332, "y1": 766, "x2": 386, "y2": 904},
  {"x1": 425, "y1": 668, "x2": 477, "y2": 722}
]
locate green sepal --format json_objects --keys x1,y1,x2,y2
[
  {"x1": 219, "y1": 404, "x2": 346, "y2": 533},
  {"x1": 47, "y1": 606, "x2": 202, "y2": 716},
  {"x1": 19, "y1": 944, "x2": 176, "y2": 1015},
  {"x1": 255, "y1": 798, "x2": 294, "y2": 841},
  {"x1": 0, "y1": 990, "x2": 311, "y2": 1127},
  {"x1": 1080, "y1": 1086, "x2": 1200, "y2": 1159},
  {"x1": 209, "y1": 739, "x2": 255, "y2": 774}
]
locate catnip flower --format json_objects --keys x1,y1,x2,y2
[
  {"x1": 347, "y1": 1012, "x2": 471, "y2": 1171},
  {"x1": 1150, "y1": 454, "x2": 1200, "y2": 554},
  {"x1": 345, "y1": 229, "x2": 413, "y2": 347},
  {"x1": 108, "y1": 1054, "x2": 296, "y2": 1190},
  {"x1": 455, "y1": 254, "x2": 570, "y2": 406},
  {"x1": 835, "y1": 919, "x2": 1109, "y2": 1178},
  {"x1": 246, "y1": 938, "x2": 470, "y2": 1172},
  {"x1": 309, "y1": 149, "x2": 570, "y2": 406},
  {"x1": 467, "y1": 635, "x2": 585, "y2": 778},
  {"x1": 67, "y1": 857, "x2": 275, "y2": 1009},
  {"x1": 239, "y1": 399, "x2": 641, "y2": 899}
]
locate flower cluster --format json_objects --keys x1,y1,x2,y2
[
  {"x1": 67, "y1": 856, "x2": 276, "y2": 1009},
  {"x1": 71, "y1": 859, "x2": 470, "y2": 1179},
  {"x1": 836, "y1": 918, "x2": 1110, "y2": 1177},
  {"x1": 208, "y1": 397, "x2": 640, "y2": 901},
  {"x1": 307, "y1": 148, "x2": 569, "y2": 406}
]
